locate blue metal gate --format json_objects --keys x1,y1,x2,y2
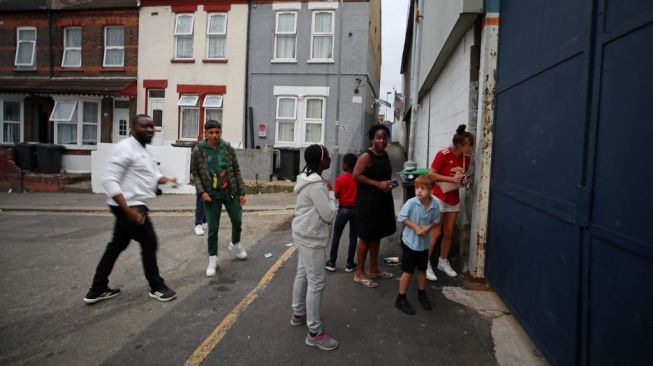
[{"x1": 487, "y1": 1, "x2": 653, "y2": 365}]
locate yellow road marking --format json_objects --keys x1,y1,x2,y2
[{"x1": 185, "y1": 244, "x2": 297, "y2": 366}]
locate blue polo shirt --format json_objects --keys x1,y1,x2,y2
[{"x1": 397, "y1": 196, "x2": 440, "y2": 251}]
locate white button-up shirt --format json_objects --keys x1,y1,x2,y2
[{"x1": 103, "y1": 136, "x2": 163, "y2": 207}]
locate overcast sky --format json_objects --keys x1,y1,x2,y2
[{"x1": 380, "y1": 0, "x2": 410, "y2": 117}]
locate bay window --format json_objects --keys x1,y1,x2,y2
[
  {"x1": 1, "y1": 100, "x2": 22, "y2": 143},
  {"x1": 51, "y1": 100, "x2": 99, "y2": 146},
  {"x1": 275, "y1": 95, "x2": 325, "y2": 146}
]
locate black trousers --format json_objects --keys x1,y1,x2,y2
[{"x1": 91, "y1": 205, "x2": 166, "y2": 292}]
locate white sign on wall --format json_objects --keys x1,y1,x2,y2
[{"x1": 352, "y1": 96, "x2": 363, "y2": 104}]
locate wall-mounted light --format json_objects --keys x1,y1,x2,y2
[{"x1": 354, "y1": 78, "x2": 362, "y2": 94}]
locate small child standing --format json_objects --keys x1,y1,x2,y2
[
  {"x1": 291, "y1": 144, "x2": 339, "y2": 351},
  {"x1": 325, "y1": 153, "x2": 359, "y2": 272},
  {"x1": 395, "y1": 175, "x2": 440, "y2": 315}
]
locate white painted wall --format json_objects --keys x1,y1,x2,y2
[
  {"x1": 91, "y1": 143, "x2": 195, "y2": 195},
  {"x1": 391, "y1": 119, "x2": 406, "y2": 147},
  {"x1": 62, "y1": 155, "x2": 90, "y2": 173},
  {"x1": 418, "y1": 0, "x2": 482, "y2": 89},
  {"x1": 414, "y1": 28, "x2": 475, "y2": 168},
  {"x1": 137, "y1": 4, "x2": 248, "y2": 147}
]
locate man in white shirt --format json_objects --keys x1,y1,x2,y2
[{"x1": 84, "y1": 115, "x2": 177, "y2": 304}]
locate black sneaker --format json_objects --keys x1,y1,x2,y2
[
  {"x1": 149, "y1": 287, "x2": 177, "y2": 302},
  {"x1": 84, "y1": 288, "x2": 121, "y2": 304},
  {"x1": 344, "y1": 263, "x2": 358, "y2": 273},
  {"x1": 418, "y1": 291, "x2": 432, "y2": 310},
  {"x1": 325, "y1": 261, "x2": 336, "y2": 272},
  {"x1": 395, "y1": 296, "x2": 416, "y2": 315}
]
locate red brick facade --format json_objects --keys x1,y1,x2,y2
[{"x1": 0, "y1": 9, "x2": 138, "y2": 77}]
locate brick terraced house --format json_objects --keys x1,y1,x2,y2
[{"x1": 0, "y1": 0, "x2": 139, "y2": 172}]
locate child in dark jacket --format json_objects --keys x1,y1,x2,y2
[{"x1": 325, "y1": 153, "x2": 359, "y2": 272}]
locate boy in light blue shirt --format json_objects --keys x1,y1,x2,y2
[{"x1": 395, "y1": 175, "x2": 440, "y2": 315}]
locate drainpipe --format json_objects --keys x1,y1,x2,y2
[
  {"x1": 468, "y1": 12, "x2": 499, "y2": 281},
  {"x1": 332, "y1": 0, "x2": 344, "y2": 179},
  {"x1": 405, "y1": 0, "x2": 423, "y2": 168},
  {"x1": 244, "y1": 0, "x2": 252, "y2": 148}
]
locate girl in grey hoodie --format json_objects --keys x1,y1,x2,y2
[{"x1": 290, "y1": 145, "x2": 339, "y2": 351}]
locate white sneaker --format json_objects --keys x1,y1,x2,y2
[
  {"x1": 206, "y1": 255, "x2": 218, "y2": 277},
  {"x1": 194, "y1": 224, "x2": 204, "y2": 236},
  {"x1": 426, "y1": 262, "x2": 438, "y2": 281},
  {"x1": 202, "y1": 222, "x2": 208, "y2": 230},
  {"x1": 228, "y1": 242, "x2": 248, "y2": 260},
  {"x1": 437, "y1": 258, "x2": 458, "y2": 277}
]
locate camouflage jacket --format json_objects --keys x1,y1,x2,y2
[{"x1": 190, "y1": 139, "x2": 246, "y2": 197}]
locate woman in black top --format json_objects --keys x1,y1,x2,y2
[{"x1": 352, "y1": 124, "x2": 396, "y2": 288}]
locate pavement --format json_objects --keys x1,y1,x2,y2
[
  {"x1": 0, "y1": 191, "x2": 297, "y2": 213},
  {"x1": 0, "y1": 143, "x2": 548, "y2": 365}
]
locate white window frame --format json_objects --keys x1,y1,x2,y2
[
  {"x1": 303, "y1": 97, "x2": 325, "y2": 145},
  {"x1": 14, "y1": 27, "x2": 37, "y2": 67},
  {"x1": 206, "y1": 13, "x2": 227, "y2": 59},
  {"x1": 174, "y1": 14, "x2": 195, "y2": 59},
  {"x1": 203, "y1": 95, "x2": 223, "y2": 124},
  {"x1": 51, "y1": 99, "x2": 101, "y2": 147},
  {"x1": 178, "y1": 95, "x2": 199, "y2": 107},
  {"x1": 62, "y1": 27, "x2": 82, "y2": 68},
  {"x1": 309, "y1": 11, "x2": 335, "y2": 63},
  {"x1": 147, "y1": 89, "x2": 165, "y2": 128},
  {"x1": 203, "y1": 95, "x2": 223, "y2": 109},
  {"x1": 118, "y1": 119, "x2": 128, "y2": 137},
  {"x1": 276, "y1": 96, "x2": 297, "y2": 120},
  {"x1": 81, "y1": 102, "x2": 100, "y2": 145},
  {"x1": 178, "y1": 94, "x2": 199, "y2": 141},
  {"x1": 272, "y1": 86, "x2": 329, "y2": 148},
  {"x1": 272, "y1": 11, "x2": 297, "y2": 63},
  {"x1": 0, "y1": 99, "x2": 24, "y2": 144},
  {"x1": 50, "y1": 101, "x2": 77, "y2": 122},
  {"x1": 103, "y1": 26, "x2": 124, "y2": 67},
  {"x1": 275, "y1": 96, "x2": 298, "y2": 145}
]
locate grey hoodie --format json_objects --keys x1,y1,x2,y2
[{"x1": 291, "y1": 172, "x2": 337, "y2": 248}]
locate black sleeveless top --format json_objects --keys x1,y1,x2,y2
[{"x1": 355, "y1": 149, "x2": 396, "y2": 241}]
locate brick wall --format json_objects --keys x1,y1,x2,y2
[
  {"x1": 0, "y1": 9, "x2": 138, "y2": 77},
  {"x1": 0, "y1": 146, "x2": 69, "y2": 192},
  {"x1": 0, "y1": 13, "x2": 49, "y2": 74}
]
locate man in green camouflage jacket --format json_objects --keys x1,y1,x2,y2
[{"x1": 190, "y1": 120, "x2": 248, "y2": 277}]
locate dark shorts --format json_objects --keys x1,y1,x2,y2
[{"x1": 400, "y1": 241, "x2": 428, "y2": 274}]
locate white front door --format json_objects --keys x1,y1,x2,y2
[
  {"x1": 112, "y1": 108, "x2": 130, "y2": 142},
  {"x1": 148, "y1": 95, "x2": 165, "y2": 146}
]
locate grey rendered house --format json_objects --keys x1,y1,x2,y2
[{"x1": 246, "y1": 0, "x2": 381, "y2": 178}]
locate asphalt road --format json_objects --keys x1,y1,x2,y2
[{"x1": 0, "y1": 210, "x2": 498, "y2": 366}]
